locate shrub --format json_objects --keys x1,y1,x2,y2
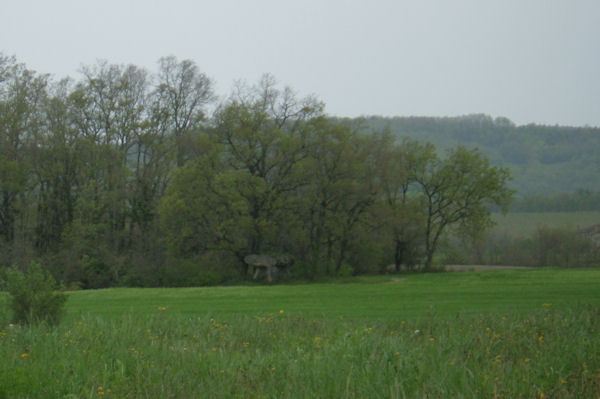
[
  {"x1": 159, "y1": 258, "x2": 229, "y2": 287},
  {"x1": 4, "y1": 262, "x2": 68, "y2": 326},
  {"x1": 338, "y1": 264, "x2": 354, "y2": 277},
  {"x1": 0, "y1": 295, "x2": 8, "y2": 328}
]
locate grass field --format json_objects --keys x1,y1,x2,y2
[
  {"x1": 62, "y1": 268, "x2": 600, "y2": 322},
  {"x1": 492, "y1": 211, "x2": 600, "y2": 237},
  {"x1": 1, "y1": 268, "x2": 599, "y2": 398}
]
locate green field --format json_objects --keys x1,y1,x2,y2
[
  {"x1": 1, "y1": 269, "x2": 599, "y2": 398},
  {"x1": 62, "y1": 268, "x2": 600, "y2": 322},
  {"x1": 492, "y1": 211, "x2": 600, "y2": 237}
]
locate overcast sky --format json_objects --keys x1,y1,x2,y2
[{"x1": 2, "y1": 0, "x2": 599, "y2": 126}]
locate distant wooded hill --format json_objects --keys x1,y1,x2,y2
[{"x1": 348, "y1": 114, "x2": 600, "y2": 196}]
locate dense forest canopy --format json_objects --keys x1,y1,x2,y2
[
  {"x1": 356, "y1": 115, "x2": 600, "y2": 195},
  {"x1": 3, "y1": 53, "x2": 595, "y2": 287}
]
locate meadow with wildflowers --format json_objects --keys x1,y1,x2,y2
[{"x1": 1, "y1": 268, "x2": 599, "y2": 398}]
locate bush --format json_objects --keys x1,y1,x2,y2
[
  {"x1": 0, "y1": 295, "x2": 9, "y2": 328},
  {"x1": 3, "y1": 262, "x2": 68, "y2": 326},
  {"x1": 160, "y1": 258, "x2": 229, "y2": 287},
  {"x1": 338, "y1": 264, "x2": 354, "y2": 277}
]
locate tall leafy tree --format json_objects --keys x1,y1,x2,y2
[
  {"x1": 64, "y1": 62, "x2": 152, "y2": 286},
  {"x1": 411, "y1": 146, "x2": 513, "y2": 269},
  {"x1": 299, "y1": 120, "x2": 382, "y2": 275},
  {"x1": 0, "y1": 56, "x2": 47, "y2": 261},
  {"x1": 373, "y1": 138, "x2": 430, "y2": 270},
  {"x1": 212, "y1": 76, "x2": 322, "y2": 260},
  {"x1": 160, "y1": 76, "x2": 323, "y2": 275},
  {"x1": 31, "y1": 79, "x2": 82, "y2": 253},
  {"x1": 153, "y1": 56, "x2": 214, "y2": 166}
]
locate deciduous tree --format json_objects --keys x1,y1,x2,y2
[{"x1": 411, "y1": 146, "x2": 513, "y2": 269}]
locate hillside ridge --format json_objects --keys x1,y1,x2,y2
[{"x1": 347, "y1": 114, "x2": 600, "y2": 195}]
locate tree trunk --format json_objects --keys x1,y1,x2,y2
[{"x1": 394, "y1": 239, "x2": 406, "y2": 271}]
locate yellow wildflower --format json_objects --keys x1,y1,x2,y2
[{"x1": 20, "y1": 353, "x2": 29, "y2": 359}]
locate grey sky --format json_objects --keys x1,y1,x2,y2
[{"x1": 2, "y1": 0, "x2": 599, "y2": 126}]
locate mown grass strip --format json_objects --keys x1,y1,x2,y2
[{"x1": 63, "y1": 268, "x2": 600, "y2": 322}]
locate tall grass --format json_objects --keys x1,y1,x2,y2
[
  {"x1": 1, "y1": 306, "x2": 598, "y2": 398},
  {"x1": 1, "y1": 270, "x2": 599, "y2": 397}
]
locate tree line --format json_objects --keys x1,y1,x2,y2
[
  {"x1": 0, "y1": 54, "x2": 512, "y2": 287},
  {"x1": 359, "y1": 115, "x2": 600, "y2": 196},
  {"x1": 509, "y1": 190, "x2": 600, "y2": 213}
]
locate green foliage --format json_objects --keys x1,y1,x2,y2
[
  {"x1": 2, "y1": 53, "x2": 563, "y2": 287},
  {"x1": 161, "y1": 116, "x2": 513, "y2": 279},
  {"x1": 161, "y1": 258, "x2": 228, "y2": 287},
  {"x1": 454, "y1": 225, "x2": 600, "y2": 268},
  {"x1": 3, "y1": 262, "x2": 67, "y2": 326},
  {"x1": 409, "y1": 144, "x2": 514, "y2": 268},
  {"x1": 358, "y1": 115, "x2": 600, "y2": 195},
  {"x1": 0, "y1": 295, "x2": 8, "y2": 328},
  {"x1": 492, "y1": 211, "x2": 600, "y2": 237},
  {"x1": 337, "y1": 264, "x2": 354, "y2": 277},
  {"x1": 511, "y1": 190, "x2": 600, "y2": 212}
]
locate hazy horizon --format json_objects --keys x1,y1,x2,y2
[{"x1": 2, "y1": 0, "x2": 599, "y2": 127}]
